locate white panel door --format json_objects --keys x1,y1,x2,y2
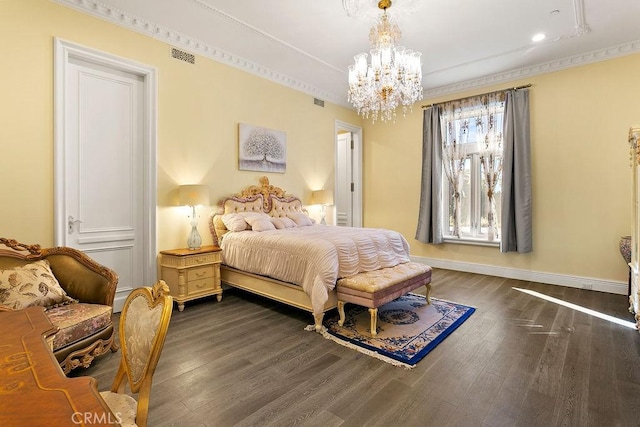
[
  {"x1": 336, "y1": 132, "x2": 353, "y2": 226},
  {"x1": 335, "y1": 122, "x2": 363, "y2": 228},
  {"x1": 64, "y1": 57, "x2": 144, "y2": 311}
]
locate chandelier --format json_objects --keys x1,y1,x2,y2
[{"x1": 347, "y1": 0, "x2": 423, "y2": 123}]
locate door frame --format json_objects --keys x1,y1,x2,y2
[
  {"x1": 335, "y1": 120, "x2": 363, "y2": 227},
  {"x1": 53, "y1": 38, "x2": 158, "y2": 297}
]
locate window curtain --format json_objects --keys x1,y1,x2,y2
[
  {"x1": 477, "y1": 93, "x2": 506, "y2": 241},
  {"x1": 415, "y1": 106, "x2": 443, "y2": 244},
  {"x1": 501, "y1": 89, "x2": 532, "y2": 253},
  {"x1": 440, "y1": 102, "x2": 470, "y2": 238}
]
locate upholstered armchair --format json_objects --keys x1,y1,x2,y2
[{"x1": 0, "y1": 238, "x2": 119, "y2": 373}]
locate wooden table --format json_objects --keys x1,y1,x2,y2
[{"x1": 0, "y1": 307, "x2": 120, "y2": 426}]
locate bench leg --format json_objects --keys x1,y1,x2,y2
[
  {"x1": 426, "y1": 282, "x2": 432, "y2": 304},
  {"x1": 337, "y1": 301, "x2": 346, "y2": 326},
  {"x1": 369, "y1": 307, "x2": 378, "y2": 337}
]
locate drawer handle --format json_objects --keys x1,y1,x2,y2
[
  {"x1": 195, "y1": 271, "x2": 207, "y2": 278},
  {"x1": 195, "y1": 257, "x2": 206, "y2": 263},
  {"x1": 196, "y1": 282, "x2": 206, "y2": 288}
]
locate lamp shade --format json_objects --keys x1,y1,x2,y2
[
  {"x1": 312, "y1": 189, "x2": 334, "y2": 206},
  {"x1": 178, "y1": 185, "x2": 210, "y2": 207}
]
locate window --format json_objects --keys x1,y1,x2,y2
[
  {"x1": 416, "y1": 88, "x2": 531, "y2": 253},
  {"x1": 440, "y1": 95, "x2": 505, "y2": 244}
]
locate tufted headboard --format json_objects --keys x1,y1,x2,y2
[{"x1": 209, "y1": 176, "x2": 307, "y2": 246}]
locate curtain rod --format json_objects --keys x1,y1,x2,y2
[{"x1": 421, "y1": 83, "x2": 532, "y2": 109}]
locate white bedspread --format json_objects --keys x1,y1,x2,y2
[{"x1": 220, "y1": 225, "x2": 411, "y2": 316}]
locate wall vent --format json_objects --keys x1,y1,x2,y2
[
  {"x1": 313, "y1": 98, "x2": 325, "y2": 107},
  {"x1": 171, "y1": 47, "x2": 195, "y2": 64}
]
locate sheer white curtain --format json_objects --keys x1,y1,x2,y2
[
  {"x1": 440, "y1": 103, "x2": 469, "y2": 238},
  {"x1": 477, "y1": 93, "x2": 505, "y2": 241}
]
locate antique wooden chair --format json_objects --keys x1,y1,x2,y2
[
  {"x1": 0, "y1": 237, "x2": 119, "y2": 373},
  {"x1": 99, "y1": 280, "x2": 173, "y2": 427}
]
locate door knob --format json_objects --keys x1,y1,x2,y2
[{"x1": 68, "y1": 216, "x2": 82, "y2": 234}]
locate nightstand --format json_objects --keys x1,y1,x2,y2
[{"x1": 159, "y1": 245, "x2": 222, "y2": 311}]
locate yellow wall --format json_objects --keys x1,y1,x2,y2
[
  {"x1": 0, "y1": 0, "x2": 360, "y2": 251},
  {"x1": 1, "y1": 0, "x2": 638, "y2": 286},
  {"x1": 362, "y1": 53, "x2": 640, "y2": 284}
]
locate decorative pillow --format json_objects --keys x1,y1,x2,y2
[
  {"x1": 244, "y1": 212, "x2": 276, "y2": 232},
  {"x1": 287, "y1": 212, "x2": 314, "y2": 227},
  {"x1": 280, "y1": 216, "x2": 297, "y2": 228},
  {"x1": 221, "y1": 213, "x2": 249, "y2": 232},
  {"x1": 0, "y1": 260, "x2": 76, "y2": 310},
  {"x1": 271, "y1": 217, "x2": 297, "y2": 229},
  {"x1": 271, "y1": 217, "x2": 285, "y2": 229}
]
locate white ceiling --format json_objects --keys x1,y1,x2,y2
[{"x1": 56, "y1": 0, "x2": 640, "y2": 108}]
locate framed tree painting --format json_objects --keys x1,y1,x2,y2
[{"x1": 238, "y1": 123, "x2": 286, "y2": 173}]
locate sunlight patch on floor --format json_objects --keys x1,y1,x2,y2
[{"x1": 513, "y1": 287, "x2": 637, "y2": 330}]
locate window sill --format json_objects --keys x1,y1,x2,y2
[{"x1": 442, "y1": 237, "x2": 500, "y2": 248}]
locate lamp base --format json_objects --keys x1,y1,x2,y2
[
  {"x1": 187, "y1": 211, "x2": 202, "y2": 250},
  {"x1": 187, "y1": 225, "x2": 202, "y2": 250}
]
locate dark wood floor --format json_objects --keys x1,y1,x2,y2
[{"x1": 73, "y1": 269, "x2": 640, "y2": 426}]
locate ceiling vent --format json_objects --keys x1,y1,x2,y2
[
  {"x1": 313, "y1": 98, "x2": 325, "y2": 107},
  {"x1": 171, "y1": 47, "x2": 195, "y2": 64}
]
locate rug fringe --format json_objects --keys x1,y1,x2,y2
[{"x1": 307, "y1": 324, "x2": 414, "y2": 370}]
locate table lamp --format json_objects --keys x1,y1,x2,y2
[
  {"x1": 312, "y1": 189, "x2": 334, "y2": 225},
  {"x1": 178, "y1": 184, "x2": 210, "y2": 250}
]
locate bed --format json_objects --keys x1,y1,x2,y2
[{"x1": 209, "y1": 176, "x2": 412, "y2": 331}]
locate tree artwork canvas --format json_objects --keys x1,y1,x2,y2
[{"x1": 238, "y1": 123, "x2": 286, "y2": 173}]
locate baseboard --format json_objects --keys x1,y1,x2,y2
[
  {"x1": 410, "y1": 255, "x2": 628, "y2": 295},
  {"x1": 113, "y1": 294, "x2": 127, "y2": 313}
]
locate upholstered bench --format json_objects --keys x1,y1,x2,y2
[{"x1": 336, "y1": 262, "x2": 432, "y2": 337}]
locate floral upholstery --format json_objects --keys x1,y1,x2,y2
[
  {"x1": 0, "y1": 260, "x2": 76, "y2": 309},
  {"x1": 45, "y1": 303, "x2": 112, "y2": 351},
  {"x1": 124, "y1": 294, "x2": 164, "y2": 384}
]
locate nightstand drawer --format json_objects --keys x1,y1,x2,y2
[
  {"x1": 162, "y1": 251, "x2": 221, "y2": 269},
  {"x1": 188, "y1": 277, "x2": 216, "y2": 294},
  {"x1": 188, "y1": 252, "x2": 219, "y2": 265},
  {"x1": 187, "y1": 266, "x2": 213, "y2": 282}
]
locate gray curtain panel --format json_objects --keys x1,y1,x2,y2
[
  {"x1": 415, "y1": 106, "x2": 444, "y2": 244},
  {"x1": 500, "y1": 89, "x2": 533, "y2": 253}
]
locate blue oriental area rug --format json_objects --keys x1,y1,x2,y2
[{"x1": 321, "y1": 294, "x2": 475, "y2": 369}]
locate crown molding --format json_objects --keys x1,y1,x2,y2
[
  {"x1": 423, "y1": 38, "x2": 640, "y2": 99},
  {"x1": 51, "y1": 0, "x2": 347, "y2": 106},
  {"x1": 52, "y1": 0, "x2": 640, "y2": 109}
]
